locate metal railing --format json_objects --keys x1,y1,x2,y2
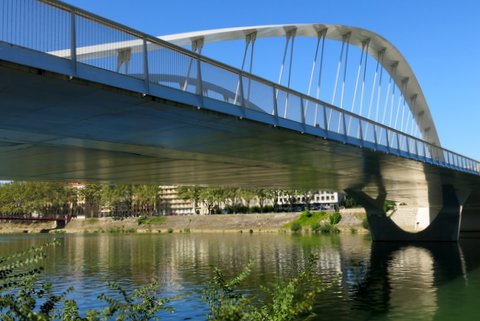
[{"x1": 1, "y1": 0, "x2": 479, "y2": 175}]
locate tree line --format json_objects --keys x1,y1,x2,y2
[
  {"x1": 0, "y1": 182, "x2": 159, "y2": 218},
  {"x1": 0, "y1": 181, "x2": 352, "y2": 218}
]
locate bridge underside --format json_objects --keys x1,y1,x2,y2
[{"x1": 1, "y1": 59, "x2": 480, "y2": 239}]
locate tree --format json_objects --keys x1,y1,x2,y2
[
  {"x1": 132, "y1": 185, "x2": 159, "y2": 216},
  {"x1": 283, "y1": 189, "x2": 298, "y2": 212},
  {"x1": 101, "y1": 185, "x2": 133, "y2": 217},
  {"x1": 0, "y1": 181, "x2": 75, "y2": 217},
  {"x1": 80, "y1": 184, "x2": 103, "y2": 218},
  {"x1": 177, "y1": 186, "x2": 203, "y2": 214},
  {"x1": 240, "y1": 189, "x2": 256, "y2": 210},
  {"x1": 253, "y1": 188, "x2": 269, "y2": 212},
  {"x1": 199, "y1": 187, "x2": 225, "y2": 214},
  {"x1": 265, "y1": 189, "x2": 282, "y2": 212}
]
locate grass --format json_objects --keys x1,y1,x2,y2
[
  {"x1": 284, "y1": 210, "x2": 328, "y2": 229},
  {"x1": 285, "y1": 210, "x2": 345, "y2": 234},
  {"x1": 106, "y1": 226, "x2": 137, "y2": 234},
  {"x1": 51, "y1": 229, "x2": 66, "y2": 234},
  {"x1": 85, "y1": 218, "x2": 99, "y2": 225},
  {"x1": 137, "y1": 216, "x2": 166, "y2": 225},
  {"x1": 319, "y1": 223, "x2": 340, "y2": 234}
]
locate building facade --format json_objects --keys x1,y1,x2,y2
[{"x1": 158, "y1": 185, "x2": 198, "y2": 215}]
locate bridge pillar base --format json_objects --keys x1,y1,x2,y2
[{"x1": 346, "y1": 185, "x2": 466, "y2": 242}]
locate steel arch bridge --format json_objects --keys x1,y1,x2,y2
[
  {"x1": 1, "y1": 0, "x2": 480, "y2": 241},
  {"x1": 163, "y1": 24, "x2": 441, "y2": 148},
  {"x1": 51, "y1": 23, "x2": 440, "y2": 148}
]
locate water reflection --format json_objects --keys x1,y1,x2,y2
[
  {"x1": 342, "y1": 242, "x2": 466, "y2": 321},
  {"x1": 0, "y1": 234, "x2": 479, "y2": 320}
]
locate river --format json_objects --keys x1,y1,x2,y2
[{"x1": 0, "y1": 232, "x2": 479, "y2": 320}]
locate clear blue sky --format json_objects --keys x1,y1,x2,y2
[{"x1": 63, "y1": 0, "x2": 480, "y2": 160}]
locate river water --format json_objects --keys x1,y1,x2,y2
[{"x1": 0, "y1": 232, "x2": 479, "y2": 320}]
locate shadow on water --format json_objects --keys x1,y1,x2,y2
[{"x1": 327, "y1": 239, "x2": 480, "y2": 321}]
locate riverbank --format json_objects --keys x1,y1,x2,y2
[{"x1": 0, "y1": 209, "x2": 367, "y2": 234}]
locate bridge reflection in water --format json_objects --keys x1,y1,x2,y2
[{"x1": 1, "y1": 233, "x2": 479, "y2": 320}]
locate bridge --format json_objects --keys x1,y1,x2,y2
[
  {"x1": 0, "y1": 0, "x2": 479, "y2": 241},
  {"x1": 0, "y1": 214, "x2": 73, "y2": 228}
]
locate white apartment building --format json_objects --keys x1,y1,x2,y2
[
  {"x1": 276, "y1": 190, "x2": 341, "y2": 209},
  {"x1": 158, "y1": 185, "x2": 198, "y2": 215}
]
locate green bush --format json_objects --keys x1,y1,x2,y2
[
  {"x1": 167, "y1": 228, "x2": 174, "y2": 233},
  {"x1": 362, "y1": 217, "x2": 369, "y2": 230},
  {"x1": 329, "y1": 212, "x2": 342, "y2": 225},
  {"x1": 384, "y1": 200, "x2": 396, "y2": 212},
  {"x1": 311, "y1": 222, "x2": 321, "y2": 233},
  {"x1": 137, "y1": 216, "x2": 166, "y2": 225},
  {"x1": 302, "y1": 210, "x2": 313, "y2": 218},
  {"x1": 320, "y1": 223, "x2": 340, "y2": 234},
  {"x1": 291, "y1": 222, "x2": 302, "y2": 233},
  {"x1": 203, "y1": 255, "x2": 328, "y2": 321},
  {"x1": 284, "y1": 211, "x2": 329, "y2": 233},
  {"x1": 262, "y1": 205, "x2": 275, "y2": 213}
]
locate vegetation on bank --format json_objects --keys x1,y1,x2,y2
[
  {"x1": 286, "y1": 210, "x2": 342, "y2": 234},
  {"x1": 0, "y1": 241, "x2": 331, "y2": 320},
  {"x1": 137, "y1": 216, "x2": 166, "y2": 225}
]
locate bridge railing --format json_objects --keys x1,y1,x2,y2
[{"x1": 1, "y1": 0, "x2": 478, "y2": 175}]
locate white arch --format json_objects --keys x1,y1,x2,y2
[{"x1": 161, "y1": 24, "x2": 440, "y2": 147}]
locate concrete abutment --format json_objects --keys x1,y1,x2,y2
[{"x1": 346, "y1": 185, "x2": 469, "y2": 241}]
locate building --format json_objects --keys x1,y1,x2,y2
[
  {"x1": 158, "y1": 185, "x2": 198, "y2": 215},
  {"x1": 276, "y1": 190, "x2": 342, "y2": 211}
]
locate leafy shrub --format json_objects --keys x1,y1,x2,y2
[
  {"x1": 291, "y1": 222, "x2": 302, "y2": 233},
  {"x1": 362, "y1": 217, "x2": 369, "y2": 230},
  {"x1": 262, "y1": 205, "x2": 275, "y2": 213},
  {"x1": 320, "y1": 223, "x2": 340, "y2": 234},
  {"x1": 384, "y1": 200, "x2": 396, "y2": 212},
  {"x1": 329, "y1": 212, "x2": 342, "y2": 225},
  {"x1": 302, "y1": 210, "x2": 313, "y2": 218},
  {"x1": 167, "y1": 228, "x2": 174, "y2": 233},
  {"x1": 311, "y1": 222, "x2": 321, "y2": 233},
  {"x1": 203, "y1": 255, "x2": 328, "y2": 321},
  {"x1": 137, "y1": 216, "x2": 166, "y2": 225}
]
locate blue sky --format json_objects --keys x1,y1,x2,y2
[{"x1": 63, "y1": 0, "x2": 480, "y2": 160}]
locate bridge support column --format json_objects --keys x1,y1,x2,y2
[{"x1": 346, "y1": 185, "x2": 469, "y2": 242}]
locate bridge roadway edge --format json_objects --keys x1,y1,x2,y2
[{"x1": 2, "y1": 43, "x2": 480, "y2": 239}]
